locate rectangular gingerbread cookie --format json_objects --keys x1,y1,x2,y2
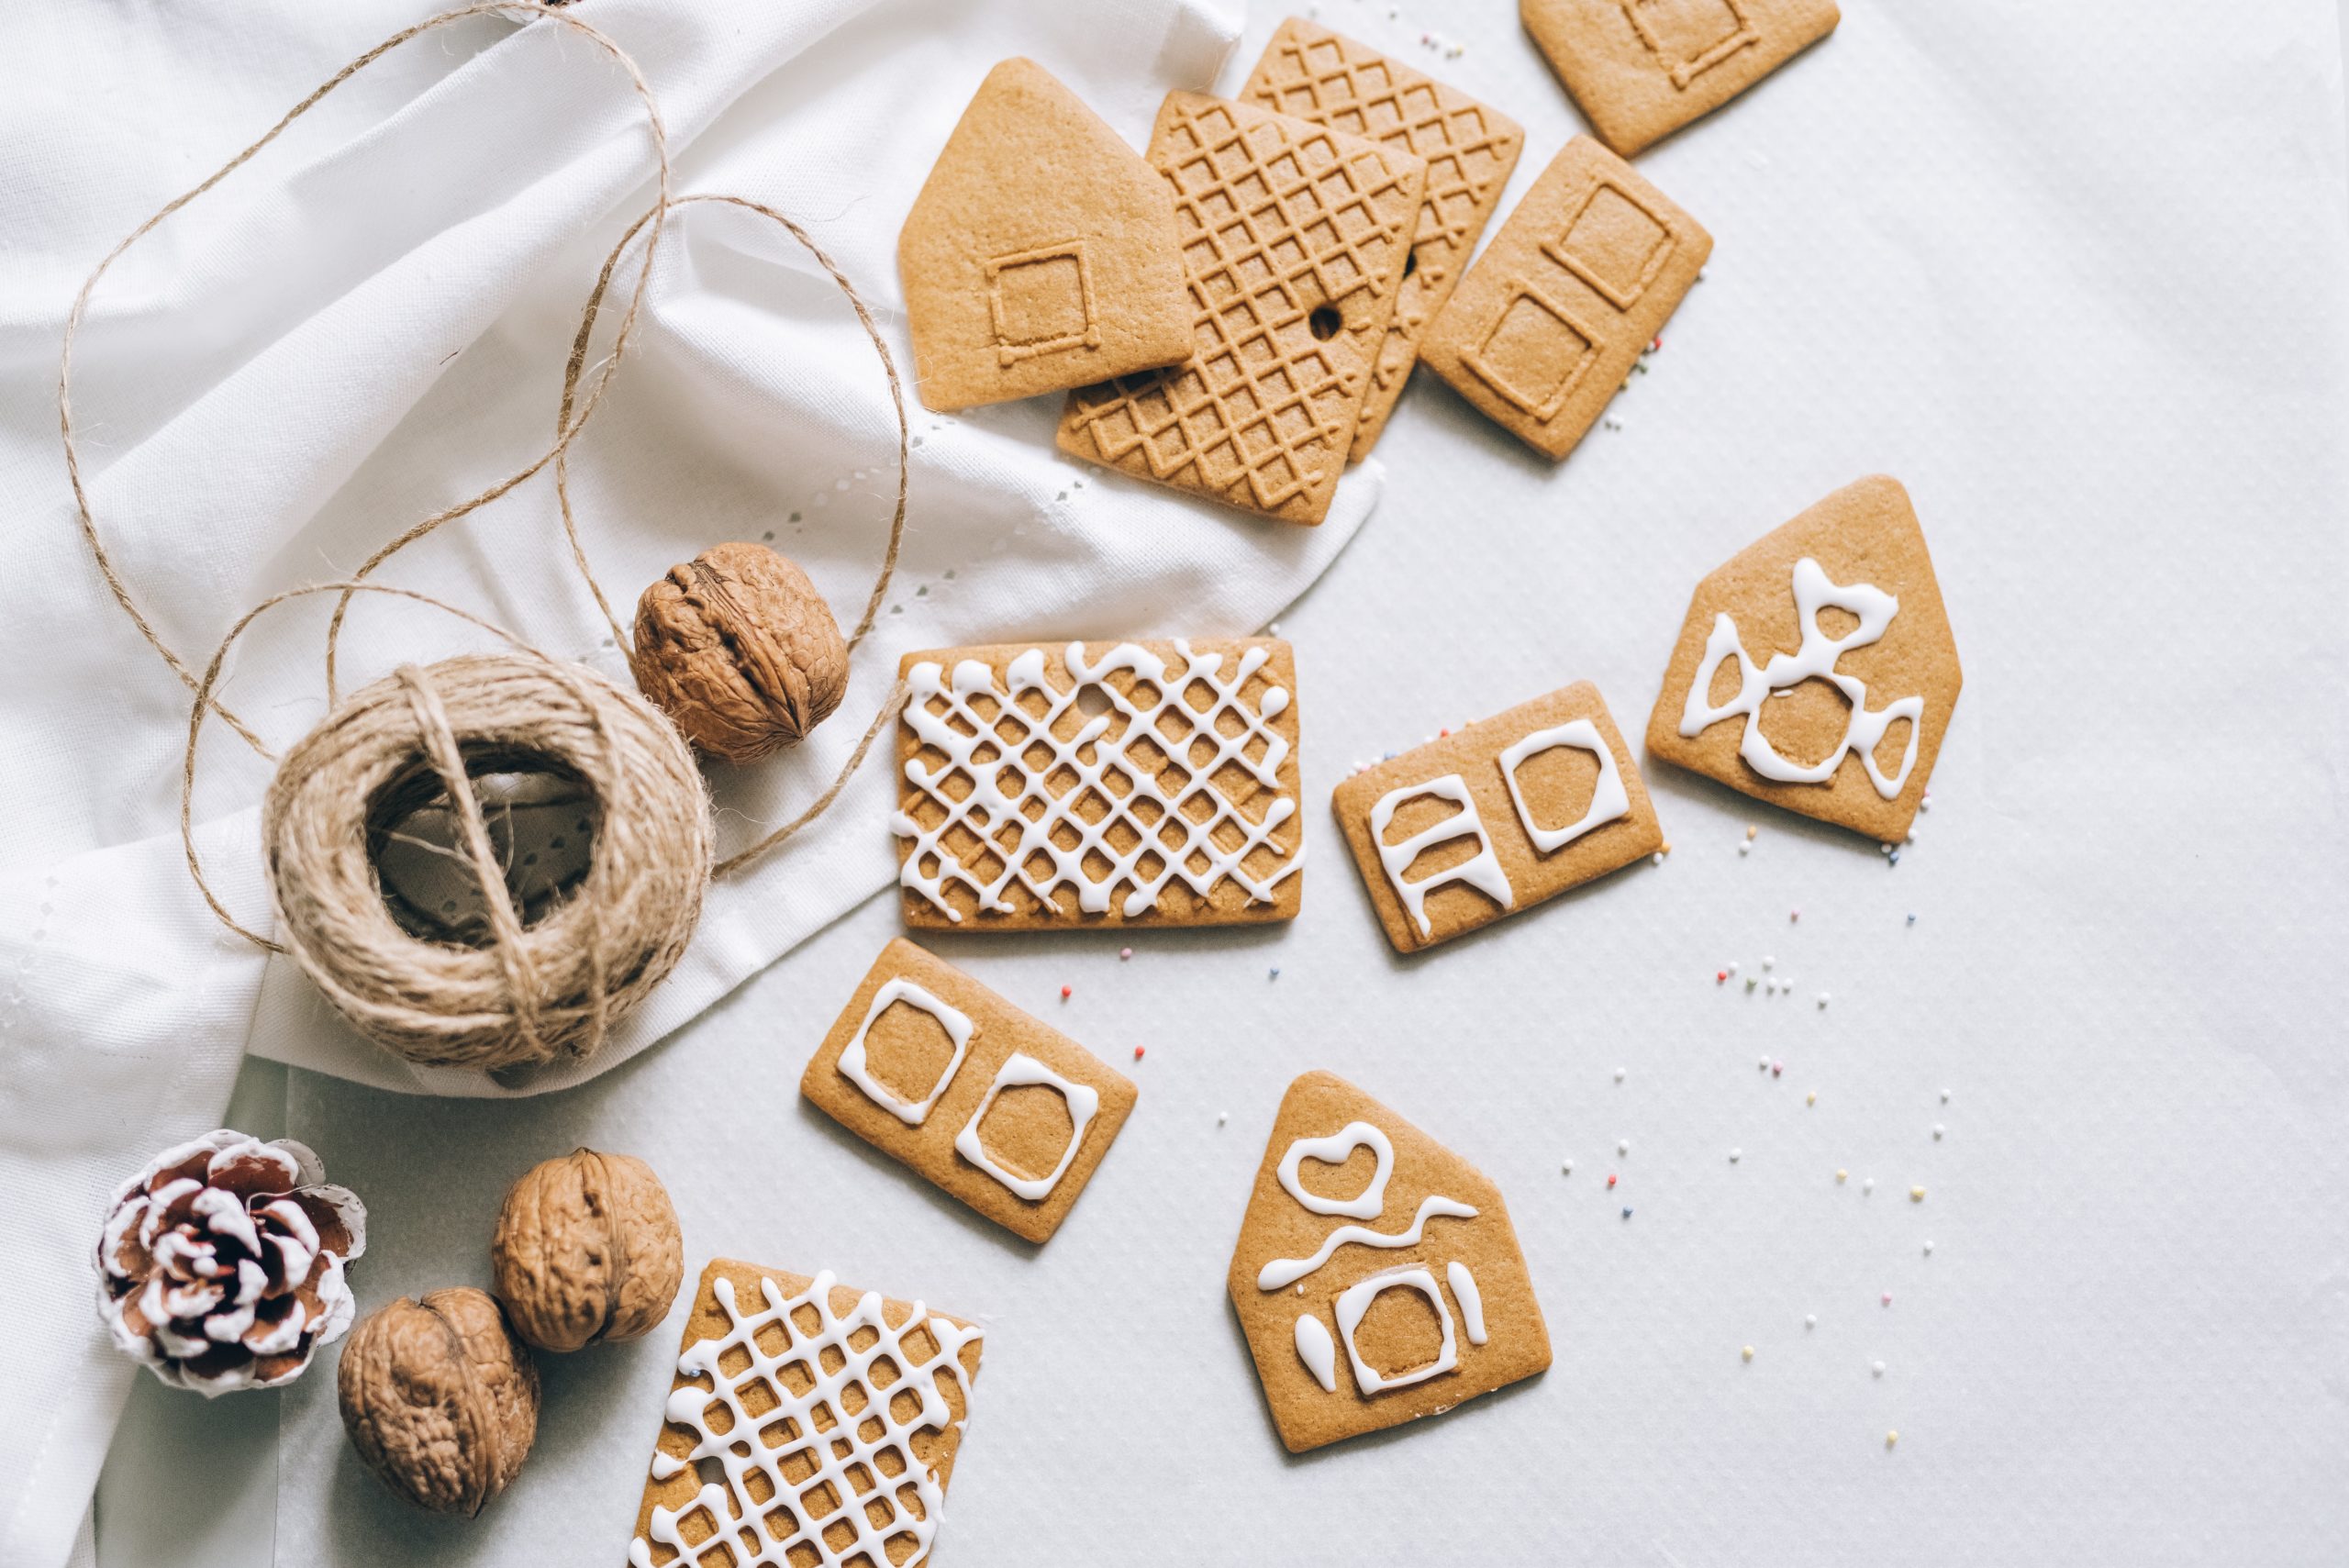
[
  {"x1": 1332, "y1": 680, "x2": 1662, "y2": 953},
  {"x1": 627, "y1": 1258, "x2": 983, "y2": 1568},
  {"x1": 800, "y1": 939, "x2": 1137, "y2": 1244},
  {"x1": 1419, "y1": 136, "x2": 1710, "y2": 461},
  {"x1": 1644, "y1": 474, "x2": 1960, "y2": 842},
  {"x1": 891, "y1": 638, "x2": 1305, "y2": 930},
  {"x1": 1241, "y1": 18, "x2": 1525, "y2": 462},
  {"x1": 1521, "y1": 0, "x2": 1841, "y2": 157},
  {"x1": 1227, "y1": 1071, "x2": 1551, "y2": 1452},
  {"x1": 1056, "y1": 92, "x2": 1425, "y2": 526}
]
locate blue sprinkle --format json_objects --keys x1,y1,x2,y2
[
  {"x1": 1907, "y1": 913, "x2": 1917, "y2": 925},
  {"x1": 1620, "y1": 1207, "x2": 1633, "y2": 1220},
  {"x1": 1888, "y1": 849, "x2": 1902, "y2": 866},
  {"x1": 1383, "y1": 751, "x2": 1397, "y2": 761},
  {"x1": 1268, "y1": 967, "x2": 1281, "y2": 981}
]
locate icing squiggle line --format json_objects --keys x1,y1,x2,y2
[
  {"x1": 1678, "y1": 557, "x2": 1924, "y2": 800},
  {"x1": 892, "y1": 641, "x2": 1302, "y2": 921},
  {"x1": 629, "y1": 1269, "x2": 980, "y2": 1568},
  {"x1": 1256, "y1": 1194, "x2": 1479, "y2": 1291}
]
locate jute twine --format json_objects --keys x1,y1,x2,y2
[{"x1": 64, "y1": 3, "x2": 914, "y2": 1073}]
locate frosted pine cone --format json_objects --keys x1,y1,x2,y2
[{"x1": 95, "y1": 1129, "x2": 368, "y2": 1396}]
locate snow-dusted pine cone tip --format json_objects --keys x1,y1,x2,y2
[{"x1": 95, "y1": 1129, "x2": 368, "y2": 1396}]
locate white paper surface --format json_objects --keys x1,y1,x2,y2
[{"x1": 146, "y1": 0, "x2": 2349, "y2": 1562}]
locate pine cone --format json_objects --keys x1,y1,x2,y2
[
  {"x1": 629, "y1": 541, "x2": 849, "y2": 763},
  {"x1": 95, "y1": 1129, "x2": 368, "y2": 1396}
]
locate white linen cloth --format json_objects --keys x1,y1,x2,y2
[{"x1": 0, "y1": 2, "x2": 1380, "y2": 1562}]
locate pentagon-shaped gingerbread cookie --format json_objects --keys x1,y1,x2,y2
[
  {"x1": 1333, "y1": 680, "x2": 1662, "y2": 953},
  {"x1": 1420, "y1": 136, "x2": 1709, "y2": 462},
  {"x1": 1644, "y1": 475, "x2": 1960, "y2": 842},
  {"x1": 1241, "y1": 18, "x2": 1525, "y2": 462},
  {"x1": 801, "y1": 939, "x2": 1137, "y2": 1243},
  {"x1": 898, "y1": 58, "x2": 1189, "y2": 412},
  {"x1": 1521, "y1": 0, "x2": 1840, "y2": 157},
  {"x1": 1228, "y1": 1072, "x2": 1550, "y2": 1452},
  {"x1": 627, "y1": 1258, "x2": 982, "y2": 1568},
  {"x1": 1057, "y1": 93, "x2": 1425, "y2": 526},
  {"x1": 890, "y1": 638, "x2": 1305, "y2": 930}
]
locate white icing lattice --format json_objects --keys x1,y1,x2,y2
[
  {"x1": 892, "y1": 641, "x2": 1301, "y2": 921},
  {"x1": 1678, "y1": 558, "x2": 1925, "y2": 800},
  {"x1": 629, "y1": 1270, "x2": 981, "y2": 1568}
]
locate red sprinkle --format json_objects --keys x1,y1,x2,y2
[
  {"x1": 1132, "y1": 1046, "x2": 1145, "y2": 1061},
  {"x1": 1060, "y1": 984, "x2": 1072, "y2": 1000},
  {"x1": 1606, "y1": 1173, "x2": 1618, "y2": 1189},
  {"x1": 1716, "y1": 970, "x2": 1728, "y2": 984}
]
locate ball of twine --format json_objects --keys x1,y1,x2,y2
[{"x1": 261, "y1": 651, "x2": 710, "y2": 1072}]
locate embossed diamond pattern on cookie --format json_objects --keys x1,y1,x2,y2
[
  {"x1": 628, "y1": 1260, "x2": 982, "y2": 1568},
  {"x1": 1056, "y1": 93, "x2": 1425, "y2": 526},
  {"x1": 890, "y1": 639, "x2": 1304, "y2": 929},
  {"x1": 1241, "y1": 17, "x2": 1524, "y2": 461},
  {"x1": 1227, "y1": 1073, "x2": 1551, "y2": 1452}
]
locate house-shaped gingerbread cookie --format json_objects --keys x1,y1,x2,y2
[{"x1": 1227, "y1": 1072, "x2": 1549, "y2": 1451}]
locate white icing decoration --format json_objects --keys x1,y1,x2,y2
[
  {"x1": 1256, "y1": 1195, "x2": 1480, "y2": 1291},
  {"x1": 1678, "y1": 557, "x2": 1926, "y2": 800},
  {"x1": 1497, "y1": 719, "x2": 1630, "y2": 852},
  {"x1": 627, "y1": 1270, "x2": 981, "y2": 1568},
  {"x1": 1335, "y1": 1265, "x2": 1459, "y2": 1395},
  {"x1": 891, "y1": 641, "x2": 1302, "y2": 921},
  {"x1": 952, "y1": 1052, "x2": 1100, "y2": 1202},
  {"x1": 1368, "y1": 775, "x2": 1514, "y2": 939},
  {"x1": 838, "y1": 978, "x2": 973, "y2": 1125},
  {"x1": 1446, "y1": 1260, "x2": 1487, "y2": 1346},
  {"x1": 1275, "y1": 1121, "x2": 1393, "y2": 1219},
  {"x1": 1293, "y1": 1313, "x2": 1339, "y2": 1393}
]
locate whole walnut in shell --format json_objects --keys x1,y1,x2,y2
[
  {"x1": 490, "y1": 1148, "x2": 682, "y2": 1352},
  {"x1": 338, "y1": 1287, "x2": 539, "y2": 1516},
  {"x1": 631, "y1": 541, "x2": 848, "y2": 763}
]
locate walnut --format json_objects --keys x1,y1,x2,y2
[
  {"x1": 631, "y1": 542, "x2": 848, "y2": 763},
  {"x1": 338, "y1": 1287, "x2": 539, "y2": 1515},
  {"x1": 489, "y1": 1148, "x2": 683, "y2": 1352}
]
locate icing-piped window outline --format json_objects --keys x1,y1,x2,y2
[
  {"x1": 952, "y1": 1051, "x2": 1101, "y2": 1203},
  {"x1": 629, "y1": 1269, "x2": 980, "y2": 1568},
  {"x1": 838, "y1": 977, "x2": 974, "y2": 1126},
  {"x1": 985, "y1": 240, "x2": 1099, "y2": 365},
  {"x1": 892, "y1": 640, "x2": 1303, "y2": 923},
  {"x1": 1542, "y1": 178, "x2": 1675, "y2": 311},
  {"x1": 1461, "y1": 280, "x2": 1603, "y2": 423},
  {"x1": 1619, "y1": 0, "x2": 1762, "y2": 90},
  {"x1": 1677, "y1": 557, "x2": 1925, "y2": 800},
  {"x1": 1497, "y1": 718, "x2": 1631, "y2": 853},
  {"x1": 1367, "y1": 773, "x2": 1515, "y2": 940},
  {"x1": 1335, "y1": 1264, "x2": 1459, "y2": 1395}
]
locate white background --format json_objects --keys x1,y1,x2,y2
[{"x1": 95, "y1": 1, "x2": 2349, "y2": 1563}]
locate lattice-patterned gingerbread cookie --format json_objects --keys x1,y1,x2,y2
[
  {"x1": 898, "y1": 58, "x2": 1190, "y2": 413},
  {"x1": 1421, "y1": 136, "x2": 1710, "y2": 462},
  {"x1": 1522, "y1": 0, "x2": 1841, "y2": 157},
  {"x1": 1242, "y1": 17, "x2": 1524, "y2": 462},
  {"x1": 627, "y1": 1259, "x2": 982, "y2": 1568},
  {"x1": 1056, "y1": 93, "x2": 1425, "y2": 526},
  {"x1": 801, "y1": 938, "x2": 1136, "y2": 1242},
  {"x1": 1333, "y1": 680, "x2": 1662, "y2": 953},
  {"x1": 1645, "y1": 474, "x2": 1960, "y2": 842},
  {"x1": 1228, "y1": 1072, "x2": 1550, "y2": 1452},
  {"x1": 890, "y1": 639, "x2": 1304, "y2": 929}
]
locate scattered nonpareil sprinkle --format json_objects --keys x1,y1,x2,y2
[
  {"x1": 1607, "y1": 1173, "x2": 1618, "y2": 1189},
  {"x1": 1863, "y1": 1177, "x2": 1876, "y2": 1195},
  {"x1": 1717, "y1": 969, "x2": 1729, "y2": 983},
  {"x1": 1889, "y1": 849, "x2": 1902, "y2": 866},
  {"x1": 1880, "y1": 843, "x2": 1892, "y2": 856},
  {"x1": 1910, "y1": 1186, "x2": 1926, "y2": 1202},
  {"x1": 1618, "y1": 1139, "x2": 1630, "y2": 1156},
  {"x1": 1941, "y1": 1088, "x2": 1951, "y2": 1104},
  {"x1": 1727, "y1": 961, "x2": 1740, "y2": 975},
  {"x1": 1757, "y1": 1057, "x2": 1769, "y2": 1072},
  {"x1": 1907, "y1": 913, "x2": 1917, "y2": 925},
  {"x1": 1652, "y1": 851, "x2": 1665, "y2": 865},
  {"x1": 1805, "y1": 1315, "x2": 1817, "y2": 1329},
  {"x1": 1729, "y1": 1148, "x2": 1742, "y2": 1163},
  {"x1": 1745, "y1": 824, "x2": 1757, "y2": 840},
  {"x1": 1923, "y1": 1240, "x2": 1934, "y2": 1255},
  {"x1": 1119, "y1": 947, "x2": 1132, "y2": 961},
  {"x1": 1562, "y1": 1159, "x2": 1574, "y2": 1175},
  {"x1": 1836, "y1": 1169, "x2": 1848, "y2": 1184},
  {"x1": 1745, "y1": 976, "x2": 1758, "y2": 992},
  {"x1": 1742, "y1": 1345, "x2": 1754, "y2": 1362},
  {"x1": 1737, "y1": 841, "x2": 1751, "y2": 857},
  {"x1": 1872, "y1": 1361, "x2": 1886, "y2": 1378},
  {"x1": 1060, "y1": 984, "x2": 1073, "y2": 1001},
  {"x1": 1789, "y1": 909, "x2": 1800, "y2": 922},
  {"x1": 1763, "y1": 955, "x2": 1776, "y2": 971},
  {"x1": 1267, "y1": 620, "x2": 1282, "y2": 636},
  {"x1": 1621, "y1": 1207, "x2": 1633, "y2": 1220},
  {"x1": 1816, "y1": 993, "x2": 1830, "y2": 1009},
  {"x1": 1932, "y1": 1124, "x2": 1944, "y2": 1140},
  {"x1": 1772, "y1": 1061, "x2": 1783, "y2": 1077},
  {"x1": 1268, "y1": 967, "x2": 1280, "y2": 981},
  {"x1": 1882, "y1": 1291, "x2": 1893, "y2": 1307},
  {"x1": 1132, "y1": 1046, "x2": 1145, "y2": 1061},
  {"x1": 1806, "y1": 1091, "x2": 1817, "y2": 1106},
  {"x1": 1614, "y1": 1066, "x2": 1627, "y2": 1083},
  {"x1": 1887, "y1": 1430, "x2": 1899, "y2": 1449},
  {"x1": 1217, "y1": 1111, "x2": 1229, "y2": 1127}
]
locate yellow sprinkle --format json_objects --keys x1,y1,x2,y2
[
  {"x1": 1909, "y1": 1186, "x2": 1926, "y2": 1203},
  {"x1": 1745, "y1": 824, "x2": 1757, "y2": 840},
  {"x1": 1806, "y1": 1092, "x2": 1817, "y2": 1106},
  {"x1": 1886, "y1": 1430, "x2": 1900, "y2": 1448},
  {"x1": 1836, "y1": 1169, "x2": 1848, "y2": 1184},
  {"x1": 1741, "y1": 1345, "x2": 1754, "y2": 1362}
]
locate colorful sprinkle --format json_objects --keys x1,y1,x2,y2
[
  {"x1": 1119, "y1": 947, "x2": 1132, "y2": 961},
  {"x1": 1772, "y1": 1061, "x2": 1784, "y2": 1077},
  {"x1": 1060, "y1": 984, "x2": 1073, "y2": 1000},
  {"x1": 1836, "y1": 1170, "x2": 1848, "y2": 1184},
  {"x1": 1882, "y1": 1291, "x2": 1893, "y2": 1307},
  {"x1": 1717, "y1": 969, "x2": 1729, "y2": 984},
  {"x1": 1742, "y1": 1345, "x2": 1754, "y2": 1362},
  {"x1": 1887, "y1": 1430, "x2": 1899, "y2": 1448},
  {"x1": 1909, "y1": 1186, "x2": 1926, "y2": 1202},
  {"x1": 1621, "y1": 1207, "x2": 1633, "y2": 1219},
  {"x1": 1268, "y1": 967, "x2": 1280, "y2": 981},
  {"x1": 1789, "y1": 909, "x2": 1800, "y2": 922},
  {"x1": 1132, "y1": 1046, "x2": 1145, "y2": 1061},
  {"x1": 1806, "y1": 1091, "x2": 1817, "y2": 1106},
  {"x1": 1607, "y1": 1173, "x2": 1618, "y2": 1189}
]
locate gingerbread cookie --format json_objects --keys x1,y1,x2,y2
[
  {"x1": 1521, "y1": 0, "x2": 1841, "y2": 156},
  {"x1": 898, "y1": 58, "x2": 1190, "y2": 413},
  {"x1": 627, "y1": 1258, "x2": 983, "y2": 1568},
  {"x1": 890, "y1": 639, "x2": 1304, "y2": 929},
  {"x1": 1241, "y1": 18, "x2": 1525, "y2": 461},
  {"x1": 1228, "y1": 1072, "x2": 1549, "y2": 1452},
  {"x1": 1057, "y1": 93, "x2": 1425, "y2": 526},
  {"x1": 1332, "y1": 681, "x2": 1661, "y2": 953},
  {"x1": 1420, "y1": 136, "x2": 1709, "y2": 461},
  {"x1": 1644, "y1": 475, "x2": 1960, "y2": 842},
  {"x1": 800, "y1": 939, "x2": 1137, "y2": 1243}
]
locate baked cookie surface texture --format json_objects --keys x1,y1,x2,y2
[{"x1": 1521, "y1": 0, "x2": 1841, "y2": 155}]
